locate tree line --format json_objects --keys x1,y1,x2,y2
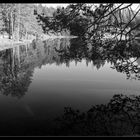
[
  {"x1": 0, "y1": 4, "x2": 57, "y2": 41},
  {"x1": 37, "y1": 3, "x2": 140, "y2": 40},
  {"x1": 1, "y1": 3, "x2": 140, "y2": 42}
]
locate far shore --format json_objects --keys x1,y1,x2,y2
[
  {"x1": 0, "y1": 35, "x2": 78, "y2": 51},
  {"x1": 41, "y1": 35, "x2": 78, "y2": 40}
]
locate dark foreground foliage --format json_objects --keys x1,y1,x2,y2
[
  {"x1": 0, "y1": 94, "x2": 140, "y2": 136},
  {"x1": 54, "y1": 94, "x2": 140, "y2": 136}
]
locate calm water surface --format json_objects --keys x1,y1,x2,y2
[{"x1": 0, "y1": 38, "x2": 140, "y2": 135}]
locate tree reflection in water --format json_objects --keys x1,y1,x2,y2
[
  {"x1": 56, "y1": 37, "x2": 140, "y2": 80},
  {"x1": 54, "y1": 94, "x2": 140, "y2": 136},
  {"x1": 0, "y1": 37, "x2": 140, "y2": 135},
  {"x1": 0, "y1": 37, "x2": 140, "y2": 98},
  {"x1": 0, "y1": 49, "x2": 33, "y2": 99},
  {"x1": 0, "y1": 93, "x2": 140, "y2": 136}
]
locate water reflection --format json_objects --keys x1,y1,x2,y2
[
  {"x1": 0, "y1": 37, "x2": 140, "y2": 100},
  {"x1": 54, "y1": 94, "x2": 140, "y2": 136},
  {"x1": 0, "y1": 93, "x2": 140, "y2": 136},
  {"x1": 0, "y1": 38, "x2": 71, "y2": 98},
  {"x1": 56, "y1": 38, "x2": 140, "y2": 80},
  {"x1": 0, "y1": 37, "x2": 140, "y2": 135}
]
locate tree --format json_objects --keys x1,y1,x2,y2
[
  {"x1": 0, "y1": 4, "x2": 16, "y2": 39},
  {"x1": 14, "y1": 4, "x2": 43, "y2": 41},
  {"x1": 0, "y1": 3, "x2": 43, "y2": 41},
  {"x1": 55, "y1": 94, "x2": 140, "y2": 136}
]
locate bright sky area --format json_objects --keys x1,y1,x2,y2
[{"x1": 42, "y1": 3, "x2": 69, "y2": 8}]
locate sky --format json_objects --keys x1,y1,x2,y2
[
  {"x1": 131, "y1": 4, "x2": 140, "y2": 10},
  {"x1": 42, "y1": 3, "x2": 69, "y2": 8},
  {"x1": 119, "y1": 4, "x2": 140, "y2": 11}
]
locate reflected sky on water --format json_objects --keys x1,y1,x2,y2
[{"x1": 0, "y1": 38, "x2": 140, "y2": 127}]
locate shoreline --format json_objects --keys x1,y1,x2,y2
[
  {"x1": 0, "y1": 35, "x2": 78, "y2": 44},
  {"x1": 41, "y1": 35, "x2": 78, "y2": 40},
  {"x1": 0, "y1": 35, "x2": 78, "y2": 51}
]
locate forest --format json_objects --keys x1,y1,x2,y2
[
  {"x1": 1, "y1": 3, "x2": 140, "y2": 44},
  {"x1": 0, "y1": 4, "x2": 56, "y2": 42}
]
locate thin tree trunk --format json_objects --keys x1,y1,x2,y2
[
  {"x1": 9, "y1": 13, "x2": 11, "y2": 39},
  {"x1": 13, "y1": 11, "x2": 16, "y2": 40},
  {"x1": 11, "y1": 11, "x2": 13, "y2": 40},
  {"x1": 17, "y1": 4, "x2": 20, "y2": 41}
]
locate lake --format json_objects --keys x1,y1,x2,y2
[{"x1": 0, "y1": 37, "x2": 140, "y2": 135}]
